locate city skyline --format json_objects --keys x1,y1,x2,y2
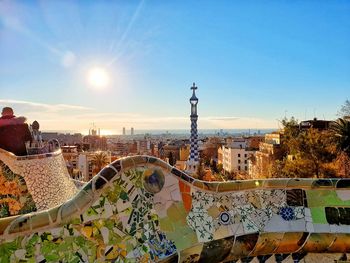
[{"x1": 1, "y1": 1, "x2": 349, "y2": 134}]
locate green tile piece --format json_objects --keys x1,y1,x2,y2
[
  {"x1": 167, "y1": 203, "x2": 186, "y2": 223},
  {"x1": 306, "y1": 190, "x2": 350, "y2": 207},
  {"x1": 159, "y1": 217, "x2": 175, "y2": 232},
  {"x1": 310, "y1": 207, "x2": 328, "y2": 224},
  {"x1": 162, "y1": 203, "x2": 197, "y2": 250}
]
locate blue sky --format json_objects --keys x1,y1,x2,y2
[{"x1": 0, "y1": 0, "x2": 349, "y2": 134}]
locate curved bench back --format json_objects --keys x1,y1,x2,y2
[{"x1": 0, "y1": 148, "x2": 78, "y2": 211}]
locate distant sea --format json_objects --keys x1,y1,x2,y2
[
  {"x1": 130, "y1": 129, "x2": 276, "y2": 136},
  {"x1": 42, "y1": 129, "x2": 276, "y2": 136}
]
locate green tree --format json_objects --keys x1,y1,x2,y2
[
  {"x1": 210, "y1": 159, "x2": 218, "y2": 173},
  {"x1": 331, "y1": 118, "x2": 350, "y2": 156},
  {"x1": 282, "y1": 129, "x2": 337, "y2": 178},
  {"x1": 271, "y1": 117, "x2": 338, "y2": 178},
  {"x1": 196, "y1": 160, "x2": 206, "y2": 180},
  {"x1": 331, "y1": 118, "x2": 350, "y2": 177},
  {"x1": 217, "y1": 163, "x2": 223, "y2": 173},
  {"x1": 280, "y1": 117, "x2": 300, "y2": 155},
  {"x1": 337, "y1": 99, "x2": 350, "y2": 118},
  {"x1": 168, "y1": 152, "x2": 175, "y2": 166},
  {"x1": 92, "y1": 151, "x2": 109, "y2": 175}
]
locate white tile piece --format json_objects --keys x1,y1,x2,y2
[
  {"x1": 306, "y1": 222, "x2": 315, "y2": 232},
  {"x1": 313, "y1": 223, "x2": 331, "y2": 233}
]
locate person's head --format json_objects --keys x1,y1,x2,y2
[{"x1": 1, "y1": 107, "x2": 14, "y2": 117}]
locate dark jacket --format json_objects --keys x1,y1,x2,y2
[
  {"x1": 0, "y1": 123, "x2": 32, "y2": 156},
  {"x1": 0, "y1": 116, "x2": 27, "y2": 127}
]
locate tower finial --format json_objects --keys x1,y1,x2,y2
[{"x1": 191, "y1": 82, "x2": 197, "y2": 90}]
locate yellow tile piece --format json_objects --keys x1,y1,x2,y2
[
  {"x1": 81, "y1": 226, "x2": 93, "y2": 238},
  {"x1": 207, "y1": 205, "x2": 221, "y2": 218}
]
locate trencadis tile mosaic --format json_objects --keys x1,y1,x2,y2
[{"x1": 0, "y1": 154, "x2": 350, "y2": 262}]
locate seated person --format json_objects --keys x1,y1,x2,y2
[
  {"x1": 0, "y1": 107, "x2": 32, "y2": 156},
  {"x1": 26, "y1": 120, "x2": 45, "y2": 155}
]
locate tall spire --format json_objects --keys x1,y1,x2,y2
[{"x1": 187, "y1": 82, "x2": 199, "y2": 173}]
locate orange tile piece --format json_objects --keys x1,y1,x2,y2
[{"x1": 179, "y1": 181, "x2": 192, "y2": 212}]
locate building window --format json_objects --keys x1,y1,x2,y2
[
  {"x1": 238, "y1": 160, "x2": 241, "y2": 164},
  {"x1": 245, "y1": 166, "x2": 248, "y2": 171},
  {"x1": 245, "y1": 160, "x2": 247, "y2": 164},
  {"x1": 238, "y1": 154, "x2": 241, "y2": 157},
  {"x1": 238, "y1": 166, "x2": 241, "y2": 170},
  {"x1": 244, "y1": 154, "x2": 247, "y2": 158}
]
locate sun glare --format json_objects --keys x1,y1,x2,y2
[{"x1": 87, "y1": 67, "x2": 110, "y2": 89}]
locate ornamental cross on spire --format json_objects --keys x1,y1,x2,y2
[{"x1": 191, "y1": 82, "x2": 197, "y2": 91}]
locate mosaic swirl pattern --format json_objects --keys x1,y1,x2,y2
[{"x1": 0, "y1": 155, "x2": 350, "y2": 262}]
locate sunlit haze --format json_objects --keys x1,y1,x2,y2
[
  {"x1": 0, "y1": 1, "x2": 349, "y2": 133},
  {"x1": 87, "y1": 67, "x2": 110, "y2": 90}
]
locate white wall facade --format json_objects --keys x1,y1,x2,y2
[{"x1": 222, "y1": 145, "x2": 254, "y2": 174}]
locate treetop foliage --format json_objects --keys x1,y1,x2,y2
[{"x1": 337, "y1": 99, "x2": 350, "y2": 118}]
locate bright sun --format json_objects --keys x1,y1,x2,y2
[{"x1": 87, "y1": 67, "x2": 110, "y2": 89}]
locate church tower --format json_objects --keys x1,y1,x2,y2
[{"x1": 186, "y1": 83, "x2": 199, "y2": 173}]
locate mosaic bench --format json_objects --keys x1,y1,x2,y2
[
  {"x1": 0, "y1": 148, "x2": 78, "y2": 213},
  {"x1": 1, "y1": 155, "x2": 350, "y2": 262}
]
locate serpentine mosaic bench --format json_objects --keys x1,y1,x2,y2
[
  {"x1": 0, "y1": 148, "x2": 78, "y2": 213},
  {"x1": 1, "y1": 154, "x2": 350, "y2": 262}
]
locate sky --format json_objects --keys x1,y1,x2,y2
[{"x1": 0, "y1": 0, "x2": 349, "y2": 134}]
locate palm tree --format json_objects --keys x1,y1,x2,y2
[
  {"x1": 331, "y1": 118, "x2": 350, "y2": 177},
  {"x1": 92, "y1": 151, "x2": 109, "y2": 175},
  {"x1": 331, "y1": 118, "x2": 350, "y2": 156}
]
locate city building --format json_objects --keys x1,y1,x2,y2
[
  {"x1": 131, "y1": 127, "x2": 134, "y2": 136},
  {"x1": 175, "y1": 144, "x2": 190, "y2": 170},
  {"x1": 163, "y1": 143, "x2": 181, "y2": 166},
  {"x1": 136, "y1": 139, "x2": 151, "y2": 154},
  {"x1": 221, "y1": 139, "x2": 255, "y2": 175},
  {"x1": 89, "y1": 127, "x2": 99, "y2": 136},
  {"x1": 218, "y1": 147, "x2": 223, "y2": 165},
  {"x1": 62, "y1": 144, "x2": 112, "y2": 181},
  {"x1": 77, "y1": 151, "x2": 111, "y2": 181},
  {"x1": 179, "y1": 144, "x2": 190, "y2": 161},
  {"x1": 246, "y1": 136, "x2": 264, "y2": 150},
  {"x1": 249, "y1": 132, "x2": 284, "y2": 178},
  {"x1": 299, "y1": 118, "x2": 331, "y2": 131},
  {"x1": 83, "y1": 128, "x2": 107, "y2": 151},
  {"x1": 61, "y1": 145, "x2": 81, "y2": 179},
  {"x1": 122, "y1": 127, "x2": 126, "y2": 135},
  {"x1": 108, "y1": 141, "x2": 129, "y2": 155},
  {"x1": 201, "y1": 137, "x2": 222, "y2": 161}
]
